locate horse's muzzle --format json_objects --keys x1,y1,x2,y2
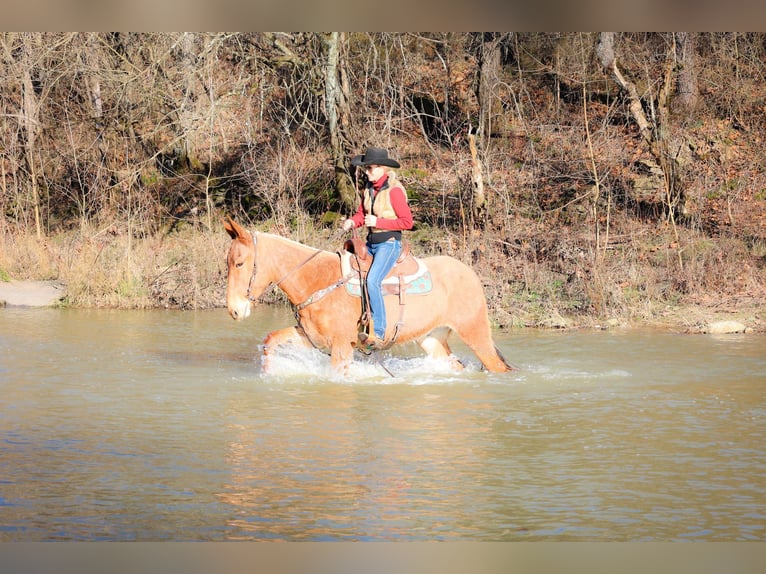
[{"x1": 229, "y1": 299, "x2": 252, "y2": 320}]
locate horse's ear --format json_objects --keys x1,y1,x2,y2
[{"x1": 223, "y1": 217, "x2": 239, "y2": 239}]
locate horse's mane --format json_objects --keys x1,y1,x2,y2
[{"x1": 257, "y1": 232, "x2": 337, "y2": 257}]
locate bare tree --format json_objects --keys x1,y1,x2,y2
[
  {"x1": 596, "y1": 32, "x2": 685, "y2": 222},
  {"x1": 476, "y1": 32, "x2": 506, "y2": 142},
  {"x1": 323, "y1": 32, "x2": 356, "y2": 212},
  {"x1": 675, "y1": 32, "x2": 699, "y2": 114},
  {"x1": 3, "y1": 33, "x2": 44, "y2": 237}
]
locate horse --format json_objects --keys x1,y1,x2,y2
[{"x1": 224, "y1": 218, "x2": 513, "y2": 374}]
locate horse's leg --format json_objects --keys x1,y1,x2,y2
[
  {"x1": 262, "y1": 326, "x2": 314, "y2": 372},
  {"x1": 329, "y1": 340, "x2": 354, "y2": 376},
  {"x1": 418, "y1": 327, "x2": 464, "y2": 371},
  {"x1": 455, "y1": 317, "x2": 513, "y2": 373}
]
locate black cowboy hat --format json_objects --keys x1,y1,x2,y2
[{"x1": 350, "y1": 147, "x2": 400, "y2": 168}]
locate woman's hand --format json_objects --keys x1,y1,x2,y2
[
  {"x1": 364, "y1": 214, "x2": 377, "y2": 227},
  {"x1": 342, "y1": 219, "x2": 354, "y2": 231}
]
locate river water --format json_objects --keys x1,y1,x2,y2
[{"x1": 0, "y1": 306, "x2": 764, "y2": 541}]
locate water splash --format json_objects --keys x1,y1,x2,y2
[{"x1": 254, "y1": 345, "x2": 485, "y2": 384}]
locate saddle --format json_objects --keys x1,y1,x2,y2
[
  {"x1": 343, "y1": 238, "x2": 417, "y2": 273},
  {"x1": 339, "y1": 241, "x2": 432, "y2": 297}
]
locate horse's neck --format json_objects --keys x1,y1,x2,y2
[{"x1": 261, "y1": 234, "x2": 337, "y2": 300}]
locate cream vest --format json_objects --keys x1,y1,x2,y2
[{"x1": 363, "y1": 177, "x2": 407, "y2": 232}]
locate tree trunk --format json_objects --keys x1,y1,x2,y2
[
  {"x1": 468, "y1": 131, "x2": 485, "y2": 215},
  {"x1": 675, "y1": 32, "x2": 699, "y2": 114},
  {"x1": 176, "y1": 32, "x2": 198, "y2": 172},
  {"x1": 477, "y1": 32, "x2": 504, "y2": 141},
  {"x1": 596, "y1": 33, "x2": 652, "y2": 143},
  {"x1": 324, "y1": 32, "x2": 356, "y2": 212},
  {"x1": 18, "y1": 34, "x2": 43, "y2": 238},
  {"x1": 87, "y1": 33, "x2": 104, "y2": 123}
]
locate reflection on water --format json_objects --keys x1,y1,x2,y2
[{"x1": 0, "y1": 307, "x2": 764, "y2": 540}]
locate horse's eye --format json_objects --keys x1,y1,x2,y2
[{"x1": 235, "y1": 261, "x2": 244, "y2": 269}]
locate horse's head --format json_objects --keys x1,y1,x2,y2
[{"x1": 224, "y1": 218, "x2": 255, "y2": 320}]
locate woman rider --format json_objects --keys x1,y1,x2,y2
[{"x1": 342, "y1": 147, "x2": 413, "y2": 351}]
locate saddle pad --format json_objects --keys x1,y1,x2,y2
[
  {"x1": 340, "y1": 251, "x2": 433, "y2": 297},
  {"x1": 345, "y1": 270, "x2": 433, "y2": 297}
]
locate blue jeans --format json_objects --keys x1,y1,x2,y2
[{"x1": 366, "y1": 238, "x2": 401, "y2": 340}]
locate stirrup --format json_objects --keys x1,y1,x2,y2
[{"x1": 357, "y1": 331, "x2": 390, "y2": 353}]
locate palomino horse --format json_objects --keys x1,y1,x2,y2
[{"x1": 224, "y1": 218, "x2": 512, "y2": 374}]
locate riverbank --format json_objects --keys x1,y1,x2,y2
[
  {"x1": 486, "y1": 293, "x2": 763, "y2": 334},
  {"x1": 1, "y1": 214, "x2": 764, "y2": 333},
  {"x1": 1, "y1": 285, "x2": 761, "y2": 334}
]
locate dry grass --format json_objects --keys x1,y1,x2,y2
[{"x1": 1, "y1": 222, "x2": 229, "y2": 309}]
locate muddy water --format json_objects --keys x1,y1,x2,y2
[{"x1": 0, "y1": 306, "x2": 764, "y2": 540}]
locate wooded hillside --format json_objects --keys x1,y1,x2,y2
[{"x1": 1, "y1": 33, "x2": 764, "y2": 330}]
